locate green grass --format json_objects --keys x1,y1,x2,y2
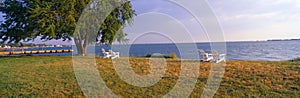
[
  {"x1": 0, "y1": 56, "x2": 83, "y2": 97},
  {"x1": 0, "y1": 56, "x2": 299, "y2": 97}
]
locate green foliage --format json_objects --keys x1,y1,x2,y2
[
  {"x1": 289, "y1": 58, "x2": 300, "y2": 62},
  {"x1": 0, "y1": 0, "x2": 34, "y2": 43},
  {"x1": 169, "y1": 53, "x2": 177, "y2": 59},
  {"x1": 98, "y1": 1, "x2": 135, "y2": 45},
  {"x1": 27, "y1": 0, "x2": 90, "y2": 41},
  {"x1": 145, "y1": 53, "x2": 177, "y2": 59},
  {"x1": 0, "y1": 0, "x2": 135, "y2": 55}
]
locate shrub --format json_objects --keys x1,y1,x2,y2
[
  {"x1": 145, "y1": 53, "x2": 177, "y2": 59},
  {"x1": 289, "y1": 58, "x2": 300, "y2": 62},
  {"x1": 169, "y1": 53, "x2": 177, "y2": 59}
]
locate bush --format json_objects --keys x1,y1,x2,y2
[
  {"x1": 289, "y1": 58, "x2": 300, "y2": 62},
  {"x1": 169, "y1": 53, "x2": 177, "y2": 59},
  {"x1": 145, "y1": 53, "x2": 177, "y2": 59}
]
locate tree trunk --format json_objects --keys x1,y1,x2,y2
[
  {"x1": 74, "y1": 31, "x2": 89, "y2": 56},
  {"x1": 82, "y1": 32, "x2": 89, "y2": 56},
  {"x1": 74, "y1": 31, "x2": 85, "y2": 56}
]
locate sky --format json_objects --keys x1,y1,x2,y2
[
  {"x1": 1, "y1": 0, "x2": 300, "y2": 44},
  {"x1": 209, "y1": 0, "x2": 300, "y2": 42},
  {"x1": 125, "y1": 0, "x2": 300, "y2": 44}
]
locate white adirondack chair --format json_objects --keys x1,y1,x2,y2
[
  {"x1": 211, "y1": 50, "x2": 226, "y2": 63},
  {"x1": 109, "y1": 50, "x2": 120, "y2": 59},
  {"x1": 102, "y1": 48, "x2": 111, "y2": 58},
  {"x1": 199, "y1": 50, "x2": 214, "y2": 62},
  {"x1": 102, "y1": 48, "x2": 120, "y2": 59}
]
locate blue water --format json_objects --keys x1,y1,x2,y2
[
  {"x1": 225, "y1": 41, "x2": 300, "y2": 61},
  {"x1": 6, "y1": 40, "x2": 300, "y2": 61},
  {"x1": 91, "y1": 40, "x2": 300, "y2": 61}
]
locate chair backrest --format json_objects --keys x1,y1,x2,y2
[
  {"x1": 109, "y1": 50, "x2": 113, "y2": 55},
  {"x1": 101, "y1": 48, "x2": 105, "y2": 53},
  {"x1": 199, "y1": 50, "x2": 208, "y2": 59},
  {"x1": 211, "y1": 50, "x2": 219, "y2": 60}
]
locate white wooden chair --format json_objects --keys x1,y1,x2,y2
[
  {"x1": 102, "y1": 48, "x2": 120, "y2": 59},
  {"x1": 102, "y1": 48, "x2": 111, "y2": 58},
  {"x1": 211, "y1": 50, "x2": 226, "y2": 63},
  {"x1": 109, "y1": 50, "x2": 120, "y2": 59},
  {"x1": 199, "y1": 49, "x2": 213, "y2": 62}
]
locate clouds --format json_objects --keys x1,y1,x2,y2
[
  {"x1": 124, "y1": 0, "x2": 211, "y2": 43},
  {"x1": 124, "y1": 12, "x2": 202, "y2": 44},
  {"x1": 124, "y1": 0, "x2": 300, "y2": 43},
  {"x1": 207, "y1": 0, "x2": 300, "y2": 41},
  {"x1": 212, "y1": 0, "x2": 300, "y2": 20},
  {"x1": 297, "y1": 2, "x2": 300, "y2": 8},
  {"x1": 26, "y1": 0, "x2": 300, "y2": 44}
]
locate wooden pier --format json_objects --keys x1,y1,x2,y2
[{"x1": 0, "y1": 49, "x2": 74, "y2": 55}]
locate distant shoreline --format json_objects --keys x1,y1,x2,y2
[
  {"x1": 108, "y1": 39, "x2": 300, "y2": 45},
  {"x1": 266, "y1": 39, "x2": 300, "y2": 41}
]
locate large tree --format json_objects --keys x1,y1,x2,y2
[{"x1": 0, "y1": 0, "x2": 135, "y2": 56}]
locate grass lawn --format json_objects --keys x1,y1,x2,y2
[{"x1": 0, "y1": 56, "x2": 299, "y2": 97}]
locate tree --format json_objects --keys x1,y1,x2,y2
[
  {"x1": 0, "y1": 0, "x2": 34, "y2": 43},
  {"x1": 0, "y1": 0, "x2": 135, "y2": 56}
]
